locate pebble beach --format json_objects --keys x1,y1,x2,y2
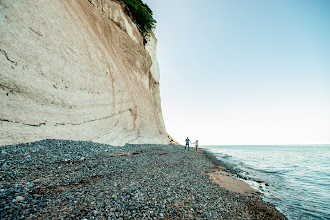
[{"x1": 0, "y1": 139, "x2": 287, "y2": 219}]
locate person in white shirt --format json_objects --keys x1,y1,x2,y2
[{"x1": 194, "y1": 140, "x2": 199, "y2": 153}]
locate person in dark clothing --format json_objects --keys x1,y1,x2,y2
[{"x1": 185, "y1": 137, "x2": 191, "y2": 151}]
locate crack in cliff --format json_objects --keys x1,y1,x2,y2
[
  {"x1": 0, "y1": 119, "x2": 45, "y2": 127},
  {"x1": 29, "y1": 27, "x2": 43, "y2": 37},
  {"x1": 0, "y1": 49, "x2": 18, "y2": 65},
  {"x1": 0, "y1": 109, "x2": 131, "y2": 127},
  {"x1": 56, "y1": 109, "x2": 131, "y2": 126},
  {"x1": 0, "y1": 83, "x2": 18, "y2": 94}
]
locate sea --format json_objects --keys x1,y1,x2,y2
[{"x1": 203, "y1": 145, "x2": 330, "y2": 220}]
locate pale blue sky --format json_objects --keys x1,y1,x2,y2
[{"x1": 144, "y1": 0, "x2": 330, "y2": 145}]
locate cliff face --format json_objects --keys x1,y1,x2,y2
[{"x1": 0, "y1": 0, "x2": 169, "y2": 146}]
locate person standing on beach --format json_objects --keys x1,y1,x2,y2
[
  {"x1": 185, "y1": 137, "x2": 191, "y2": 151},
  {"x1": 195, "y1": 140, "x2": 199, "y2": 153}
]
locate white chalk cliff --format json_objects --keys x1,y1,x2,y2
[{"x1": 0, "y1": 0, "x2": 169, "y2": 146}]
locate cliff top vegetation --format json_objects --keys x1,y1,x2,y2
[{"x1": 118, "y1": 0, "x2": 156, "y2": 40}]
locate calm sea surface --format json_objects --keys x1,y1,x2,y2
[{"x1": 203, "y1": 145, "x2": 330, "y2": 220}]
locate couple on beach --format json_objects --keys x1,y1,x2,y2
[{"x1": 185, "y1": 137, "x2": 199, "y2": 152}]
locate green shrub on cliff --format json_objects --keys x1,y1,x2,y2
[{"x1": 118, "y1": 0, "x2": 156, "y2": 39}]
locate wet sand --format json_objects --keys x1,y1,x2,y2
[{"x1": 206, "y1": 165, "x2": 257, "y2": 195}]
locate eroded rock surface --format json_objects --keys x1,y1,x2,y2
[{"x1": 0, "y1": 0, "x2": 168, "y2": 146}]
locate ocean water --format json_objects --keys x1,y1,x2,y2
[{"x1": 204, "y1": 145, "x2": 330, "y2": 220}]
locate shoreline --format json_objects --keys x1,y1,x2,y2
[
  {"x1": 201, "y1": 148, "x2": 259, "y2": 195},
  {"x1": 0, "y1": 139, "x2": 287, "y2": 219}
]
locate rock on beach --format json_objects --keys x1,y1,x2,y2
[{"x1": 0, "y1": 139, "x2": 287, "y2": 219}]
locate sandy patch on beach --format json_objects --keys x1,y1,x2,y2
[{"x1": 207, "y1": 165, "x2": 257, "y2": 195}]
